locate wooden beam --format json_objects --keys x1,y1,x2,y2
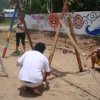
[{"x1": 49, "y1": 0, "x2": 68, "y2": 65}]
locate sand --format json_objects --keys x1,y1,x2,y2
[{"x1": 0, "y1": 31, "x2": 100, "y2": 100}]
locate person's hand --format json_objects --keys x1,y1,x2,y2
[
  {"x1": 91, "y1": 67, "x2": 95, "y2": 73},
  {"x1": 84, "y1": 63, "x2": 87, "y2": 67},
  {"x1": 84, "y1": 59, "x2": 88, "y2": 68}
]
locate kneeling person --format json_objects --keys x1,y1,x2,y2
[{"x1": 17, "y1": 42, "x2": 51, "y2": 95}]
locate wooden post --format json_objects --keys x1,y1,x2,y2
[
  {"x1": 49, "y1": 0, "x2": 67, "y2": 65},
  {"x1": 2, "y1": 4, "x2": 17, "y2": 58},
  {"x1": 65, "y1": 1, "x2": 83, "y2": 72},
  {"x1": 0, "y1": 57, "x2": 8, "y2": 77}
]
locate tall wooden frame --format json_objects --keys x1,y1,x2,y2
[{"x1": 49, "y1": 0, "x2": 83, "y2": 72}]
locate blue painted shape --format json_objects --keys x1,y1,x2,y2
[
  {"x1": 9, "y1": 6, "x2": 17, "y2": 32},
  {"x1": 86, "y1": 25, "x2": 100, "y2": 36}
]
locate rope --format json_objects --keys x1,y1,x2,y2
[{"x1": 47, "y1": 0, "x2": 53, "y2": 14}]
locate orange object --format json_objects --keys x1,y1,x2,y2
[
  {"x1": 48, "y1": 13, "x2": 59, "y2": 29},
  {"x1": 62, "y1": 47, "x2": 68, "y2": 54}
]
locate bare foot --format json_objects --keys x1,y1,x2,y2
[
  {"x1": 91, "y1": 67, "x2": 95, "y2": 72},
  {"x1": 34, "y1": 88, "x2": 41, "y2": 95}
]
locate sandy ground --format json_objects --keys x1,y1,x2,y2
[{"x1": 0, "y1": 31, "x2": 100, "y2": 100}]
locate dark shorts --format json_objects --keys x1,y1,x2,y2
[{"x1": 16, "y1": 32, "x2": 26, "y2": 46}]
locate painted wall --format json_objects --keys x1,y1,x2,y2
[{"x1": 25, "y1": 11, "x2": 100, "y2": 36}]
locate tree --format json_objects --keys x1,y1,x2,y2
[
  {"x1": 9, "y1": 0, "x2": 100, "y2": 14},
  {"x1": 69, "y1": 0, "x2": 99, "y2": 11},
  {"x1": 0, "y1": 0, "x2": 10, "y2": 12},
  {"x1": 20, "y1": 0, "x2": 47, "y2": 14}
]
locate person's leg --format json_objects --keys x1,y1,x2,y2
[
  {"x1": 91, "y1": 55, "x2": 96, "y2": 69},
  {"x1": 22, "y1": 45, "x2": 26, "y2": 52},
  {"x1": 33, "y1": 86, "x2": 41, "y2": 95},
  {"x1": 13, "y1": 33, "x2": 20, "y2": 53},
  {"x1": 21, "y1": 33, "x2": 26, "y2": 52},
  {"x1": 43, "y1": 72, "x2": 47, "y2": 82},
  {"x1": 20, "y1": 80, "x2": 42, "y2": 95}
]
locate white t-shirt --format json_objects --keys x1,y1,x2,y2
[{"x1": 18, "y1": 50, "x2": 50, "y2": 83}]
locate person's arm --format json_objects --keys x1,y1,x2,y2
[
  {"x1": 43, "y1": 57, "x2": 51, "y2": 81},
  {"x1": 86, "y1": 50, "x2": 97, "y2": 60},
  {"x1": 43, "y1": 72, "x2": 50, "y2": 82},
  {"x1": 16, "y1": 61, "x2": 22, "y2": 67},
  {"x1": 16, "y1": 52, "x2": 26, "y2": 67},
  {"x1": 45, "y1": 72, "x2": 50, "y2": 76},
  {"x1": 17, "y1": 23, "x2": 25, "y2": 30},
  {"x1": 84, "y1": 50, "x2": 97, "y2": 67},
  {"x1": 44, "y1": 58, "x2": 51, "y2": 73}
]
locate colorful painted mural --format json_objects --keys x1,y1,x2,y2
[
  {"x1": 71, "y1": 11, "x2": 100, "y2": 36},
  {"x1": 25, "y1": 11, "x2": 100, "y2": 36}
]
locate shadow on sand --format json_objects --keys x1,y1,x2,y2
[
  {"x1": 95, "y1": 67, "x2": 100, "y2": 73},
  {"x1": 18, "y1": 82, "x2": 50, "y2": 98}
]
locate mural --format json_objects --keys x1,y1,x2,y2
[
  {"x1": 73, "y1": 15, "x2": 84, "y2": 29},
  {"x1": 25, "y1": 11, "x2": 100, "y2": 36},
  {"x1": 48, "y1": 13, "x2": 59, "y2": 30},
  {"x1": 86, "y1": 25, "x2": 100, "y2": 36},
  {"x1": 71, "y1": 11, "x2": 100, "y2": 36}
]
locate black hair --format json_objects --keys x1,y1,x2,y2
[{"x1": 33, "y1": 42, "x2": 46, "y2": 53}]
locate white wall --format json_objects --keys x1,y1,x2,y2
[{"x1": 25, "y1": 11, "x2": 100, "y2": 36}]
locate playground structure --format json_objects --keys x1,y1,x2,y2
[
  {"x1": 2, "y1": 0, "x2": 33, "y2": 58},
  {"x1": 47, "y1": 0, "x2": 100, "y2": 85},
  {"x1": 1, "y1": 0, "x2": 33, "y2": 77},
  {"x1": 1, "y1": 0, "x2": 83, "y2": 72},
  {"x1": 48, "y1": 0, "x2": 83, "y2": 72},
  {"x1": 0, "y1": 0, "x2": 100, "y2": 86},
  {"x1": 0, "y1": 1, "x2": 100, "y2": 100}
]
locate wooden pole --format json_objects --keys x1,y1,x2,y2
[
  {"x1": 49, "y1": 0, "x2": 67, "y2": 65},
  {"x1": 2, "y1": 4, "x2": 17, "y2": 58},
  {"x1": 0, "y1": 57, "x2": 8, "y2": 76},
  {"x1": 65, "y1": 1, "x2": 83, "y2": 72}
]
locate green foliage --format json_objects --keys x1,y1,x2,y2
[
  {"x1": 0, "y1": 0, "x2": 10, "y2": 12},
  {"x1": 52, "y1": 0, "x2": 63, "y2": 12},
  {"x1": 0, "y1": 19, "x2": 11, "y2": 26},
  {"x1": 20, "y1": 0, "x2": 47, "y2": 14},
  {"x1": 69, "y1": 0, "x2": 100, "y2": 12},
  {"x1": 20, "y1": 0, "x2": 100, "y2": 14},
  {"x1": 7, "y1": 0, "x2": 100, "y2": 14}
]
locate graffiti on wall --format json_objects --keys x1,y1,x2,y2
[
  {"x1": 86, "y1": 25, "x2": 100, "y2": 36},
  {"x1": 25, "y1": 12, "x2": 100, "y2": 35},
  {"x1": 73, "y1": 15, "x2": 84, "y2": 29},
  {"x1": 48, "y1": 13, "x2": 60, "y2": 30},
  {"x1": 72, "y1": 12, "x2": 100, "y2": 36}
]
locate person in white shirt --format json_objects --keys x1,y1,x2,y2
[
  {"x1": 13, "y1": 19, "x2": 26, "y2": 53},
  {"x1": 17, "y1": 42, "x2": 51, "y2": 95}
]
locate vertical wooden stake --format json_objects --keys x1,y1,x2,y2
[
  {"x1": 49, "y1": 0, "x2": 67, "y2": 66},
  {"x1": 0, "y1": 57, "x2": 8, "y2": 76},
  {"x1": 65, "y1": 1, "x2": 83, "y2": 72}
]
